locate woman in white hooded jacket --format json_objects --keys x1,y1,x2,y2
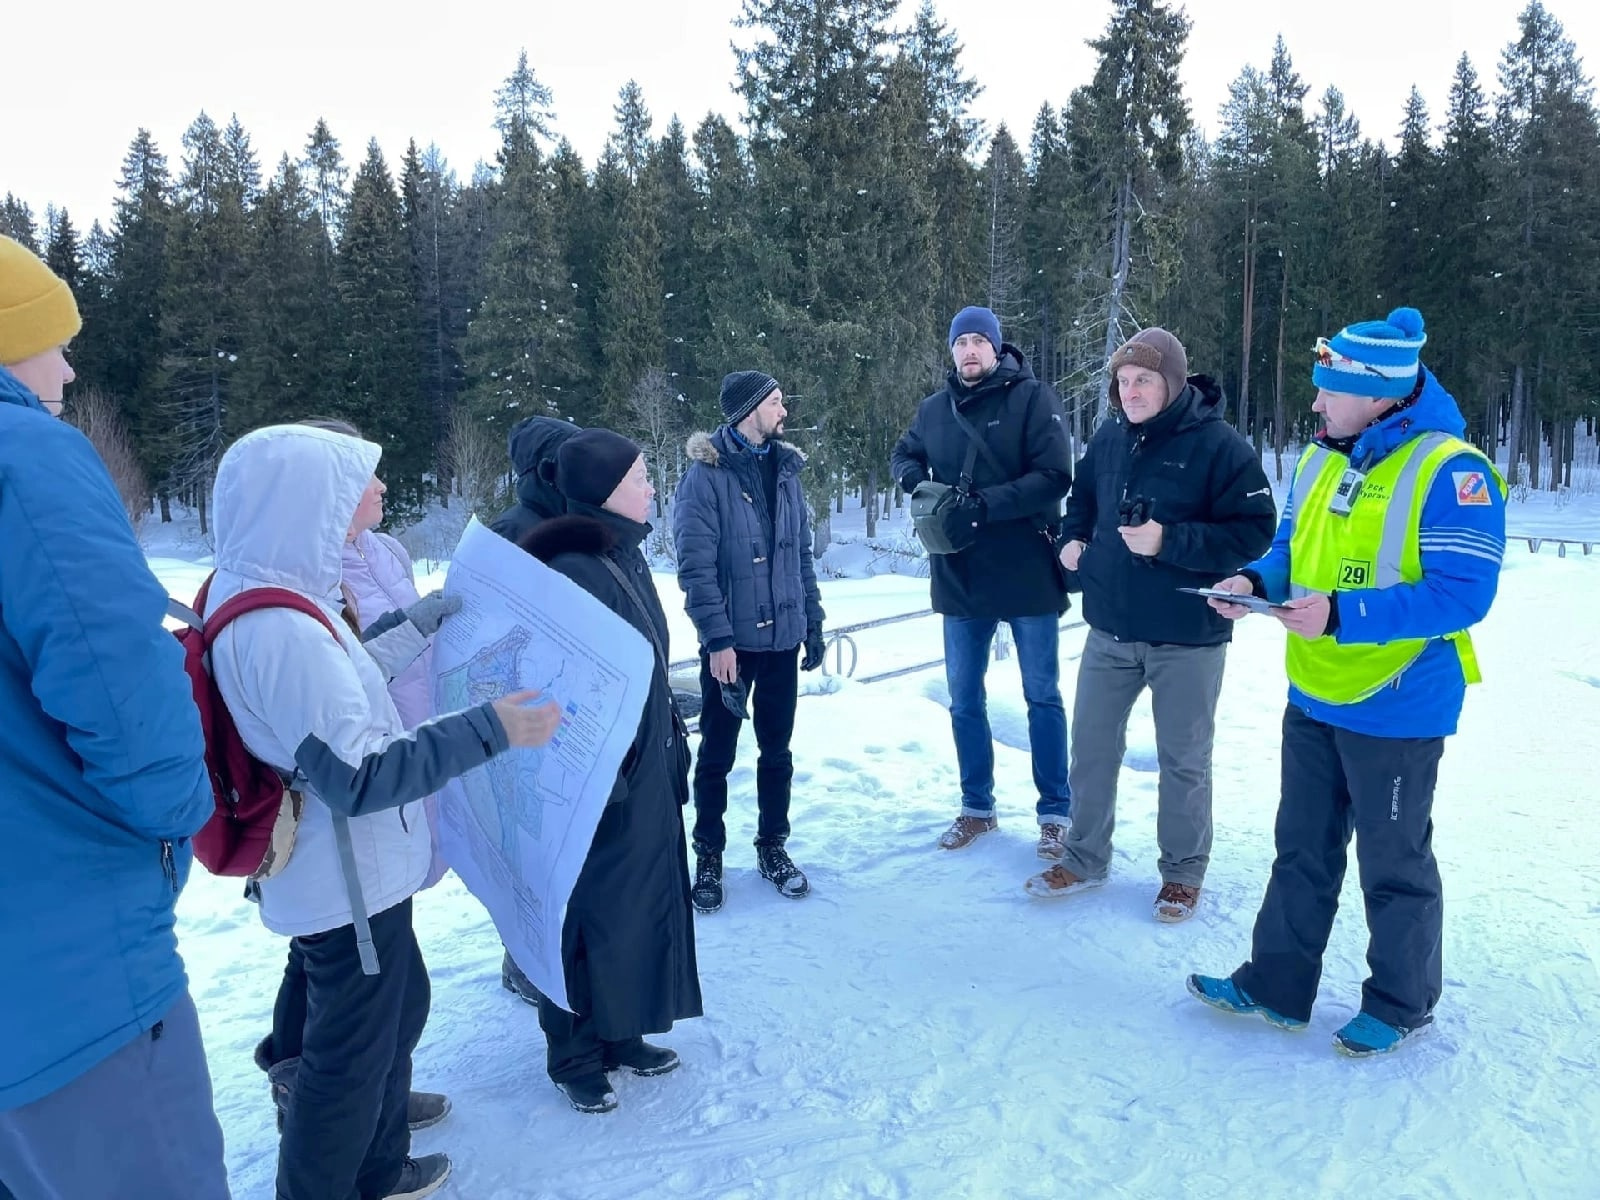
[{"x1": 206, "y1": 424, "x2": 558, "y2": 1200}]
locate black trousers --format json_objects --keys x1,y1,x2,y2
[
  {"x1": 536, "y1": 993, "x2": 646, "y2": 1083},
  {"x1": 1234, "y1": 706, "x2": 1445, "y2": 1029},
  {"x1": 276, "y1": 899, "x2": 430, "y2": 1200},
  {"x1": 691, "y1": 647, "x2": 799, "y2": 853}
]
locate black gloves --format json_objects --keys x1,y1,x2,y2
[
  {"x1": 899, "y1": 470, "x2": 925, "y2": 496},
  {"x1": 801, "y1": 624, "x2": 826, "y2": 672},
  {"x1": 938, "y1": 490, "x2": 986, "y2": 546}
]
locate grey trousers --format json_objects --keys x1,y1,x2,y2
[
  {"x1": 1057, "y1": 630, "x2": 1227, "y2": 887},
  {"x1": 0, "y1": 990, "x2": 230, "y2": 1200}
]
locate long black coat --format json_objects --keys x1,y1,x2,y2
[
  {"x1": 890, "y1": 346, "x2": 1072, "y2": 619},
  {"x1": 1063, "y1": 376, "x2": 1277, "y2": 646},
  {"x1": 520, "y1": 507, "x2": 702, "y2": 1038}
]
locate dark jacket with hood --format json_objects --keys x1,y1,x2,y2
[
  {"x1": 520, "y1": 505, "x2": 702, "y2": 1038},
  {"x1": 1063, "y1": 375, "x2": 1277, "y2": 646},
  {"x1": 672, "y1": 427, "x2": 824, "y2": 654},
  {"x1": 890, "y1": 345, "x2": 1072, "y2": 619},
  {"x1": 489, "y1": 417, "x2": 580, "y2": 544}
]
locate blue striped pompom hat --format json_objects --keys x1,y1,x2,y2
[{"x1": 1312, "y1": 306, "x2": 1426, "y2": 400}]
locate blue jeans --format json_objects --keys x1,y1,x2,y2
[{"x1": 943, "y1": 614, "x2": 1070, "y2": 822}]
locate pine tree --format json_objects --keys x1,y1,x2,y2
[
  {"x1": 339, "y1": 140, "x2": 430, "y2": 514},
  {"x1": 1072, "y1": 0, "x2": 1194, "y2": 422},
  {"x1": 653, "y1": 118, "x2": 707, "y2": 408},
  {"x1": 302, "y1": 119, "x2": 349, "y2": 245},
  {"x1": 160, "y1": 112, "x2": 253, "y2": 532},
  {"x1": 0, "y1": 195, "x2": 39, "y2": 250},
  {"x1": 401, "y1": 141, "x2": 467, "y2": 456},
  {"x1": 979, "y1": 125, "x2": 1028, "y2": 325},
  {"x1": 106, "y1": 129, "x2": 174, "y2": 512},
  {"x1": 463, "y1": 56, "x2": 579, "y2": 430},
  {"x1": 44, "y1": 209, "x2": 84, "y2": 297}
]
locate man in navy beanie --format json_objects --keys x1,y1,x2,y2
[
  {"x1": 672, "y1": 371, "x2": 825, "y2": 913},
  {"x1": 891, "y1": 306, "x2": 1074, "y2": 856}
]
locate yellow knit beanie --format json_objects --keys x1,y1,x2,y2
[{"x1": 0, "y1": 235, "x2": 82, "y2": 366}]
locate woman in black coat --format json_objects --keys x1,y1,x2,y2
[{"x1": 518, "y1": 429, "x2": 702, "y2": 1114}]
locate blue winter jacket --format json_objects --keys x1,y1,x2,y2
[
  {"x1": 672, "y1": 427, "x2": 824, "y2": 654},
  {"x1": 1249, "y1": 368, "x2": 1505, "y2": 738},
  {"x1": 0, "y1": 368, "x2": 212, "y2": 1111}
]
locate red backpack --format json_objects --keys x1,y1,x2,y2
[{"x1": 170, "y1": 573, "x2": 342, "y2": 879}]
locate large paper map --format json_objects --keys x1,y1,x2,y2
[{"x1": 431, "y1": 517, "x2": 652, "y2": 1010}]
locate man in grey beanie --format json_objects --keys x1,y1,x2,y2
[{"x1": 672, "y1": 371, "x2": 826, "y2": 913}]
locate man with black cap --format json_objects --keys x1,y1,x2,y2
[
  {"x1": 891, "y1": 305, "x2": 1073, "y2": 857},
  {"x1": 673, "y1": 371, "x2": 825, "y2": 914},
  {"x1": 1023, "y1": 327, "x2": 1276, "y2": 923}
]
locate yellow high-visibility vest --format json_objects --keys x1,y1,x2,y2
[{"x1": 1285, "y1": 432, "x2": 1505, "y2": 705}]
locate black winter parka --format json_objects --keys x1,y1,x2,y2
[{"x1": 1063, "y1": 376, "x2": 1277, "y2": 646}]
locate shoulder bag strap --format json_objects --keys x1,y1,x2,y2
[{"x1": 948, "y1": 395, "x2": 1007, "y2": 486}]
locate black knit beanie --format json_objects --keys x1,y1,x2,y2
[
  {"x1": 719, "y1": 370, "x2": 780, "y2": 427},
  {"x1": 555, "y1": 428, "x2": 641, "y2": 507}
]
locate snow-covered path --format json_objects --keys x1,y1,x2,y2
[{"x1": 157, "y1": 542, "x2": 1599, "y2": 1199}]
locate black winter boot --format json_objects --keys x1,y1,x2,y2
[
  {"x1": 501, "y1": 948, "x2": 541, "y2": 1006},
  {"x1": 383, "y1": 1152, "x2": 452, "y2": 1199},
  {"x1": 257, "y1": 1034, "x2": 451, "y2": 1133},
  {"x1": 602, "y1": 1038, "x2": 681, "y2": 1077},
  {"x1": 692, "y1": 848, "x2": 724, "y2": 914},
  {"x1": 756, "y1": 842, "x2": 810, "y2": 898},
  {"x1": 556, "y1": 1072, "x2": 619, "y2": 1114}
]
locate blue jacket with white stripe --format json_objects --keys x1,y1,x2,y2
[{"x1": 1249, "y1": 369, "x2": 1505, "y2": 738}]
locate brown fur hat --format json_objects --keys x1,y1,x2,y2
[{"x1": 1108, "y1": 328, "x2": 1188, "y2": 410}]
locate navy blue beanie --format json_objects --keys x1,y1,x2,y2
[
  {"x1": 1313, "y1": 307, "x2": 1427, "y2": 400},
  {"x1": 948, "y1": 305, "x2": 1002, "y2": 350},
  {"x1": 720, "y1": 370, "x2": 780, "y2": 426}
]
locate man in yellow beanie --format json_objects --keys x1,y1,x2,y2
[
  {"x1": 0, "y1": 234, "x2": 233, "y2": 1197},
  {"x1": 0, "y1": 234, "x2": 81, "y2": 417}
]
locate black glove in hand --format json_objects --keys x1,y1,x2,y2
[
  {"x1": 937, "y1": 490, "x2": 986, "y2": 546},
  {"x1": 405, "y1": 591, "x2": 461, "y2": 636},
  {"x1": 899, "y1": 471, "x2": 925, "y2": 496},
  {"x1": 801, "y1": 625, "x2": 826, "y2": 672}
]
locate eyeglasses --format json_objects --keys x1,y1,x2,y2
[{"x1": 1312, "y1": 337, "x2": 1386, "y2": 379}]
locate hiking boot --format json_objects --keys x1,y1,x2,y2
[
  {"x1": 1036, "y1": 822, "x2": 1069, "y2": 861},
  {"x1": 1023, "y1": 862, "x2": 1106, "y2": 899},
  {"x1": 756, "y1": 843, "x2": 810, "y2": 898},
  {"x1": 384, "y1": 1153, "x2": 452, "y2": 1200},
  {"x1": 692, "y1": 849, "x2": 724, "y2": 914},
  {"x1": 556, "y1": 1072, "x2": 619, "y2": 1114},
  {"x1": 406, "y1": 1091, "x2": 452, "y2": 1131},
  {"x1": 259, "y1": 1040, "x2": 451, "y2": 1134},
  {"x1": 603, "y1": 1038, "x2": 681, "y2": 1077},
  {"x1": 1154, "y1": 882, "x2": 1201, "y2": 923},
  {"x1": 501, "y1": 949, "x2": 540, "y2": 1006},
  {"x1": 937, "y1": 814, "x2": 997, "y2": 850},
  {"x1": 1333, "y1": 1012, "x2": 1429, "y2": 1058},
  {"x1": 1185, "y1": 974, "x2": 1308, "y2": 1031}
]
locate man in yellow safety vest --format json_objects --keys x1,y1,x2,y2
[{"x1": 1185, "y1": 306, "x2": 1506, "y2": 1057}]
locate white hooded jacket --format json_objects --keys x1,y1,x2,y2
[{"x1": 206, "y1": 425, "x2": 505, "y2": 939}]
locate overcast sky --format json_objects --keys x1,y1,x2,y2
[{"x1": 5, "y1": 0, "x2": 1595, "y2": 231}]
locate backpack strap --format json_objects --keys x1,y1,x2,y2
[
  {"x1": 198, "y1": 581, "x2": 380, "y2": 973},
  {"x1": 948, "y1": 395, "x2": 1007, "y2": 488}
]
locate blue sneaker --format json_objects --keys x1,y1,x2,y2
[
  {"x1": 1333, "y1": 1012, "x2": 1428, "y2": 1057},
  {"x1": 1186, "y1": 974, "x2": 1309, "y2": 1032}
]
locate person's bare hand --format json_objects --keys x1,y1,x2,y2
[
  {"x1": 1058, "y1": 540, "x2": 1086, "y2": 571},
  {"x1": 1274, "y1": 593, "x2": 1332, "y2": 639},
  {"x1": 1118, "y1": 518, "x2": 1164, "y2": 557},
  {"x1": 709, "y1": 647, "x2": 739, "y2": 685},
  {"x1": 1207, "y1": 575, "x2": 1256, "y2": 621},
  {"x1": 491, "y1": 690, "x2": 564, "y2": 749}
]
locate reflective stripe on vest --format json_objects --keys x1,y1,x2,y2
[{"x1": 1286, "y1": 432, "x2": 1495, "y2": 705}]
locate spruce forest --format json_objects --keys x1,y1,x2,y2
[{"x1": 5, "y1": 0, "x2": 1597, "y2": 546}]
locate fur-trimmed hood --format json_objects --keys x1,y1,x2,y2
[
  {"x1": 685, "y1": 427, "x2": 806, "y2": 474},
  {"x1": 518, "y1": 507, "x2": 647, "y2": 563}
]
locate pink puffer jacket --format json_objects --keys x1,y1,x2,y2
[{"x1": 342, "y1": 530, "x2": 448, "y2": 888}]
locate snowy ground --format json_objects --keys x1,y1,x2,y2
[{"x1": 144, "y1": 490, "x2": 1600, "y2": 1200}]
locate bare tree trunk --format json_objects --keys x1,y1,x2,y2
[
  {"x1": 864, "y1": 465, "x2": 879, "y2": 539},
  {"x1": 160, "y1": 492, "x2": 172, "y2": 523},
  {"x1": 1506, "y1": 364, "x2": 1525, "y2": 488},
  {"x1": 197, "y1": 482, "x2": 209, "y2": 537},
  {"x1": 1238, "y1": 195, "x2": 1257, "y2": 446},
  {"x1": 1272, "y1": 255, "x2": 1289, "y2": 482},
  {"x1": 1098, "y1": 170, "x2": 1135, "y2": 426}
]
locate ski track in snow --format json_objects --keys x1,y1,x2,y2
[{"x1": 148, "y1": 526, "x2": 1600, "y2": 1200}]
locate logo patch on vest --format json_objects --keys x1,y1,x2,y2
[
  {"x1": 1453, "y1": 471, "x2": 1491, "y2": 506},
  {"x1": 1338, "y1": 558, "x2": 1372, "y2": 587}
]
